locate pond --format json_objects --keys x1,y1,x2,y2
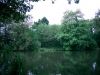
[{"x1": 16, "y1": 50, "x2": 98, "y2": 75}]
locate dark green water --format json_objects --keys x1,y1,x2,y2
[{"x1": 16, "y1": 50, "x2": 99, "y2": 75}]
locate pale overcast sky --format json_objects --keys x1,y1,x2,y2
[{"x1": 27, "y1": 0, "x2": 100, "y2": 25}]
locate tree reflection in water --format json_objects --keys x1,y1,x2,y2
[{"x1": 18, "y1": 50, "x2": 98, "y2": 75}]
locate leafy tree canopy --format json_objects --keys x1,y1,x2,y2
[
  {"x1": 93, "y1": 10, "x2": 100, "y2": 32},
  {"x1": 8, "y1": 23, "x2": 40, "y2": 51},
  {"x1": 58, "y1": 10, "x2": 97, "y2": 51},
  {"x1": 0, "y1": 0, "x2": 39, "y2": 22},
  {"x1": 93, "y1": 10, "x2": 100, "y2": 48},
  {"x1": 60, "y1": 22, "x2": 97, "y2": 51},
  {"x1": 33, "y1": 17, "x2": 49, "y2": 26},
  {"x1": 62, "y1": 10, "x2": 84, "y2": 24}
]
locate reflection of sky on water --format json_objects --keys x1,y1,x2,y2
[{"x1": 92, "y1": 62, "x2": 97, "y2": 70}]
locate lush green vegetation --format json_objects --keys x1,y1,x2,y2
[{"x1": 0, "y1": 0, "x2": 100, "y2": 75}]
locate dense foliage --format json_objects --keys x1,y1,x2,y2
[
  {"x1": 33, "y1": 17, "x2": 49, "y2": 26},
  {"x1": 56, "y1": 10, "x2": 97, "y2": 51},
  {"x1": 0, "y1": 0, "x2": 40, "y2": 22}
]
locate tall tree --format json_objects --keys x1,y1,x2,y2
[
  {"x1": 93, "y1": 10, "x2": 100, "y2": 47},
  {"x1": 62, "y1": 10, "x2": 84, "y2": 24},
  {"x1": 33, "y1": 17, "x2": 49, "y2": 28},
  {"x1": 41, "y1": 17, "x2": 49, "y2": 25},
  {"x1": 8, "y1": 23, "x2": 40, "y2": 51},
  {"x1": 35, "y1": 24, "x2": 61, "y2": 48},
  {"x1": 58, "y1": 10, "x2": 97, "y2": 51},
  {"x1": 0, "y1": 0, "x2": 40, "y2": 23}
]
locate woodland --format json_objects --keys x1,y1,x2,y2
[{"x1": 0, "y1": 0, "x2": 100, "y2": 75}]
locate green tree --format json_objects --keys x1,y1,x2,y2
[
  {"x1": 62, "y1": 10, "x2": 84, "y2": 24},
  {"x1": 47, "y1": 25, "x2": 62, "y2": 48},
  {"x1": 58, "y1": 10, "x2": 97, "y2": 51},
  {"x1": 93, "y1": 10, "x2": 100, "y2": 47},
  {"x1": 33, "y1": 17, "x2": 49, "y2": 28},
  {"x1": 9, "y1": 23, "x2": 40, "y2": 51},
  {"x1": 35, "y1": 24, "x2": 48, "y2": 47},
  {"x1": 10, "y1": 23, "x2": 30, "y2": 50},
  {"x1": 0, "y1": 0, "x2": 40, "y2": 23},
  {"x1": 41, "y1": 17, "x2": 49, "y2": 25},
  {"x1": 35, "y1": 24, "x2": 61, "y2": 48},
  {"x1": 27, "y1": 28, "x2": 41, "y2": 50},
  {"x1": 0, "y1": 0, "x2": 40, "y2": 45}
]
